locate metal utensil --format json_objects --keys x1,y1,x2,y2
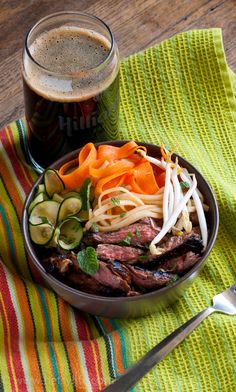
[{"x1": 103, "y1": 283, "x2": 236, "y2": 392}]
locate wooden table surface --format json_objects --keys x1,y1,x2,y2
[{"x1": 0, "y1": 0, "x2": 235, "y2": 129}]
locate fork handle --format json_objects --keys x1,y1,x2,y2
[{"x1": 103, "y1": 306, "x2": 215, "y2": 392}]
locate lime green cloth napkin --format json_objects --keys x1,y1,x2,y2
[{"x1": 0, "y1": 28, "x2": 235, "y2": 391}]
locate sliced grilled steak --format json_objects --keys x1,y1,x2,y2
[
  {"x1": 157, "y1": 251, "x2": 201, "y2": 274},
  {"x1": 93, "y1": 261, "x2": 131, "y2": 293},
  {"x1": 42, "y1": 253, "x2": 132, "y2": 295},
  {"x1": 126, "y1": 265, "x2": 178, "y2": 290},
  {"x1": 96, "y1": 244, "x2": 144, "y2": 263},
  {"x1": 135, "y1": 228, "x2": 203, "y2": 268},
  {"x1": 84, "y1": 222, "x2": 159, "y2": 247}
]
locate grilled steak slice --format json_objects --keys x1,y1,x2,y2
[
  {"x1": 157, "y1": 251, "x2": 201, "y2": 274},
  {"x1": 93, "y1": 261, "x2": 131, "y2": 293},
  {"x1": 126, "y1": 265, "x2": 178, "y2": 290},
  {"x1": 42, "y1": 253, "x2": 131, "y2": 295},
  {"x1": 96, "y1": 244, "x2": 144, "y2": 263},
  {"x1": 135, "y1": 228, "x2": 203, "y2": 267},
  {"x1": 84, "y1": 223, "x2": 158, "y2": 247}
]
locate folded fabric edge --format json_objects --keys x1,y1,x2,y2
[{"x1": 212, "y1": 28, "x2": 236, "y2": 122}]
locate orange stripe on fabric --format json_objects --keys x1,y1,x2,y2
[
  {"x1": 0, "y1": 293, "x2": 19, "y2": 392},
  {"x1": 90, "y1": 340, "x2": 102, "y2": 391},
  {"x1": 33, "y1": 288, "x2": 56, "y2": 391},
  {"x1": 43, "y1": 293, "x2": 71, "y2": 391},
  {"x1": 93, "y1": 340, "x2": 105, "y2": 390},
  {"x1": 110, "y1": 331, "x2": 125, "y2": 375},
  {"x1": 57, "y1": 300, "x2": 87, "y2": 391},
  {"x1": 12, "y1": 277, "x2": 44, "y2": 391},
  {"x1": 100, "y1": 319, "x2": 125, "y2": 375}
]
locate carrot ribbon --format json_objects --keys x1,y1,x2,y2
[{"x1": 57, "y1": 141, "x2": 161, "y2": 195}]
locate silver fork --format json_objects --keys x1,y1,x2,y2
[{"x1": 103, "y1": 283, "x2": 236, "y2": 392}]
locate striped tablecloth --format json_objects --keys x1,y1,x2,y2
[{"x1": 0, "y1": 28, "x2": 236, "y2": 391}]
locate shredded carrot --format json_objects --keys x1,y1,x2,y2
[
  {"x1": 58, "y1": 143, "x2": 97, "y2": 189},
  {"x1": 130, "y1": 162, "x2": 159, "y2": 194},
  {"x1": 57, "y1": 141, "x2": 159, "y2": 195},
  {"x1": 155, "y1": 172, "x2": 166, "y2": 188},
  {"x1": 97, "y1": 141, "x2": 146, "y2": 161}
]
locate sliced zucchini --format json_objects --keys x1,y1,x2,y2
[
  {"x1": 44, "y1": 168, "x2": 65, "y2": 197},
  {"x1": 29, "y1": 200, "x2": 60, "y2": 226},
  {"x1": 61, "y1": 191, "x2": 81, "y2": 199},
  {"x1": 78, "y1": 210, "x2": 90, "y2": 221},
  {"x1": 28, "y1": 192, "x2": 49, "y2": 214},
  {"x1": 52, "y1": 193, "x2": 64, "y2": 203},
  {"x1": 29, "y1": 223, "x2": 54, "y2": 246},
  {"x1": 58, "y1": 197, "x2": 82, "y2": 222},
  {"x1": 56, "y1": 217, "x2": 83, "y2": 250},
  {"x1": 35, "y1": 183, "x2": 46, "y2": 196}
]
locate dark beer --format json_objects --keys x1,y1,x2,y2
[{"x1": 22, "y1": 14, "x2": 119, "y2": 171}]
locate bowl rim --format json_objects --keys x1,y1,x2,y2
[{"x1": 22, "y1": 140, "x2": 219, "y2": 302}]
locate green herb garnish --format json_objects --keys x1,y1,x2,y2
[
  {"x1": 180, "y1": 181, "x2": 190, "y2": 190},
  {"x1": 118, "y1": 231, "x2": 132, "y2": 246},
  {"x1": 79, "y1": 178, "x2": 92, "y2": 211},
  {"x1": 138, "y1": 255, "x2": 147, "y2": 262},
  {"x1": 39, "y1": 216, "x2": 49, "y2": 224},
  {"x1": 135, "y1": 228, "x2": 141, "y2": 237},
  {"x1": 111, "y1": 197, "x2": 120, "y2": 206},
  {"x1": 91, "y1": 222, "x2": 99, "y2": 232},
  {"x1": 77, "y1": 247, "x2": 99, "y2": 275},
  {"x1": 120, "y1": 212, "x2": 127, "y2": 218}
]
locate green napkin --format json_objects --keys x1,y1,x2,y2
[{"x1": 0, "y1": 28, "x2": 235, "y2": 391}]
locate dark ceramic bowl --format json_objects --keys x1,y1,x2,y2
[{"x1": 22, "y1": 141, "x2": 219, "y2": 318}]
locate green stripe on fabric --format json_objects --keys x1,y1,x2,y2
[
  {"x1": 93, "y1": 317, "x2": 117, "y2": 380},
  {"x1": 38, "y1": 287, "x2": 63, "y2": 392},
  {"x1": 24, "y1": 282, "x2": 46, "y2": 391},
  {"x1": 0, "y1": 371, "x2": 4, "y2": 392},
  {"x1": 0, "y1": 204, "x2": 20, "y2": 275},
  {"x1": 55, "y1": 296, "x2": 76, "y2": 392}
]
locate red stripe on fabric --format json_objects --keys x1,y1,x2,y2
[
  {"x1": 74, "y1": 312, "x2": 92, "y2": 341},
  {"x1": 7, "y1": 125, "x2": 35, "y2": 192},
  {"x1": 0, "y1": 263, "x2": 27, "y2": 391},
  {"x1": 81, "y1": 341, "x2": 100, "y2": 391},
  {"x1": 0, "y1": 126, "x2": 33, "y2": 195}
]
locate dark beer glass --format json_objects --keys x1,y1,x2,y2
[{"x1": 22, "y1": 12, "x2": 120, "y2": 172}]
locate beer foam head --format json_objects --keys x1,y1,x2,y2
[{"x1": 23, "y1": 26, "x2": 119, "y2": 101}]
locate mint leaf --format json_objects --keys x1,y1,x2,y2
[
  {"x1": 77, "y1": 247, "x2": 99, "y2": 275},
  {"x1": 111, "y1": 197, "x2": 120, "y2": 206},
  {"x1": 118, "y1": 231, "x2": 132, "y2": 246}
]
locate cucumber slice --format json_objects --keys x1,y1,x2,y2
[
  {"x1": 61, "y1": 191, "x2": 81, "y2": 199},
  {"x1": 58, "y1": 197, "x2": 82, "y2": 222},
  {"x1": 57, "y1": 217, "x2": 83, "y2": 250},
  {"x1": 52, "y1": 193, "x2": 64, "y2": 203},
  {"x1": 35, "y1": 184, "x2": 46, "y2": 196},
  {"x1": 29, "y1": 223, "x2": 54, "y2": 246},
  {"x1": 44, "y1": 168, "x2": 65, "y2": 198},
  {"x1": 28, "y1": 192, "x2": 49, "y2": 214},
  {"x1": 29, "y1": 200, "x2": 60, "y2": 226},
  {"x1": 78, "y1": 210, "x2": 90, "y2": 221}
]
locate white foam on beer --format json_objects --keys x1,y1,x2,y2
[{"x1": 23, "y1": 26, "x2": 119, "y2": 102}]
